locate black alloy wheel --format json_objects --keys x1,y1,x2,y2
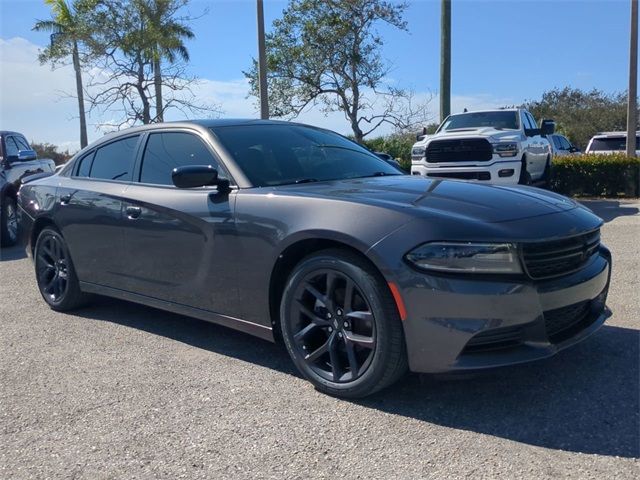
[
  {"x1": 281, "y1": 249, "x2": 407, "y2": 398},
  {"x1": 34, "y1": 227, "x2": 89, "y2": 311},
  {"x1": 1, "y1": 195, "x2": 18, "y2": 247}
]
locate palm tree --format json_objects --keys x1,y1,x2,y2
[
  {"x1": 137, "y1": 0, "x2": 194, "y2": 122},
  {"x1": 34, "y1": 0, "x2": 92, "y2": 148}
]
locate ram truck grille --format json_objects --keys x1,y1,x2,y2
[{"x1": 425, "y1": 139, "x2": 493, "y2": 163}]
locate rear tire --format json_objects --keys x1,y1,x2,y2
[
  {"x1": 1, "y1": 195, "x2": 18, "y2": 247},
  {"x1": 280, "y1": 249, "x2": 407, "y2": 398},
  {"x1": 34, "y1": 227, "x2": 90, "y2": 311}
]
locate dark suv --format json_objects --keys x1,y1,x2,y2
[{"x1": 1, "y1": 131, "x2": 55, "y2": 247}]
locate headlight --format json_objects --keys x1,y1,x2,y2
[
  {"x1": 492, "y1": 142, "x2": 518, "y2": 157},
  {"x1": 405, "y1": 242, "x2": 522, "y2": 274},
  {"x1": 412, "y1": 146, "x2": 426, "y2": 157}
]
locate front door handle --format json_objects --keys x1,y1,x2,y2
[
  {"x1": 125, "y1": 206, "x2": 142, "y2": 219},
  {"x1": 60, "y1": 194, "x2": 71, "y2": 205}
]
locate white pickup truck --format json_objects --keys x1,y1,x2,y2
[{"x1": 411, "y1": 108, "x2": 555, "y2": 185}]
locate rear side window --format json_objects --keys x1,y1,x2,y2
[
  {"x1": 90, "y1": 136, "x2": 139, "y2": 181},
  {"x1": 76, "y1": 151, "x2": 95, "y2": 177},
  {"x1": 139, "y1": 132, "x2": 223, "y2": 185},
  {"x1": 588, "y1": 137, "x2": 639, "y2": 151}
]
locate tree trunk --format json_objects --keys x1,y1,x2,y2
[
  {"x1": 137, "y1": 55, "x2": 151, "y2": 124},
  {"x1": 154, "y1": 57, "x2": 163, "y2": 122},
  {"x1": 72, "y1": 41, "x2": 88, "y2": 148}
]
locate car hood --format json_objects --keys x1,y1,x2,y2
[
  {"x1": 274, "y1": 176, "x2": 579, "y2": 224},
  {"x1": 415, "y1": 128, "x2": 523, "y2": 146}
]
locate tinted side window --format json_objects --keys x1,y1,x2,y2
[
  {"x1": 5, "y1": 137, "x2": 19, "y2": 156},
  {"x1": 521, "y1": 113, "x2": 533, "y2": 131},
  {"x1": 560, "y1": 136, "x2": 571, "y2": 150},
  {"x1": 526, "y1": 113, "x2": 538, "y2": 129},
  {"x1": 552, "y1": 136, "x2": 562, "y2": 149},
  {"x1": 76, "y1": 151, "x2": 95, "y2": 177},
  {"x1": 15, "y1": 136, "x2": 30, "y2": 150},
  {"x1": 139, "y1": 132, "x2": 222, "y2": 185},
  {"x1": 90, "y1": 136, "x2": 139, "y2": 181}
]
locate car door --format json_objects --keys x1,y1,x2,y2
[
  {"x1": 54, "y1": 135, "x2": 141, "y2": 288},
  {"x1": 120, "y1": 129, "x2": 238, "y2": 314},
  {"x1": 524, "y1": 112, "x2": 547, "y2": 177}
]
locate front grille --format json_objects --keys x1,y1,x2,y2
[
  {"x1": 426, "y1": 139, "x2": 493, "y2": 163},
  {"x1": 544, "y1": 300, "x2": 593, "y2": 343},
  {"x1": 464, "y1": 324, "x2": 525, "y2": 353},
  {"x1": 428, "y1": 171, "x2": 491, "y2": 181},
  {"x1": 522, "y1": 229, "x2": 601, "y2": 279}
]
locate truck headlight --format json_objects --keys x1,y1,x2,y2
[
  {"x1": 405, "y1": 242, "x2": 522, "y2": 274},
  {"x1": 492, "y1": 142, "x2": 518, "y2": 157},
  {"x1": 412, "y1": 146, "x2": 426, "y2": 157}
]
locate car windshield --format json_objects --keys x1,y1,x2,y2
[
  {"x1": 589, "y1": 136, "x2": 640, "y2": 151},
  {"x1": 210, "y1": 124, "x2": 402, "y2": 187},
  {"x1": 439, "y1": 111, "x2": 519, "y2": 131}
]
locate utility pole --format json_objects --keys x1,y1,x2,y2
[
  {"x1": 440, "y1": 0, "x2": 451, "y2": 123},
  {"x1": 257, "y1": 0, "x2": 269, "y2": 119},
  {"x1": 626, "y1": 0, "x2": 638, "y2": 158}
]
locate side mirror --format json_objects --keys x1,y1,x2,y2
[
  {"x1": 18, "y1": 149, "x2": 37, "y2": 161},
  {"x1": 172, "y1": 165, "x2": 220, "y2": 188},
  {"x1": 541, "y1": 119, "x2": 556, "y2": 136},
  {"x1": 416, "y1": 126, "x2": 428, "y2": 142}
]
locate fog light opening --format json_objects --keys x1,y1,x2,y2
[{"x1": 498, "y1": 169, "x2": 515, "y2": 178}]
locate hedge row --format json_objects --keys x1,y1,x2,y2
[{"x1": 550, "y1": 153, "x2": 640, "y2": 198}]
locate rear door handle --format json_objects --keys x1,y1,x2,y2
[{"x1": 125, "y1": 206, "x2": 142, "y2": 219}]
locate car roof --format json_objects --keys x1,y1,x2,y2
[
  {"x1": 87, "y1": 119, "x2": 313, "y2": 149},
  {"x1": 0, "y1": 130, "x2": 24, "y2": 136},
  {"x1": 592, "y1": 131, "x2": 640, "y2": 138}
]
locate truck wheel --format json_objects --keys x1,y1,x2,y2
[
  {"x1": 1, "y1": 195, "x2": 18, "y2": 247},
  {"x1": 518, "y1": 157, "x2": 532, "y2": 185},
  {"x1": 540, "y1": 156, "x2": 552, "y2": 189}
]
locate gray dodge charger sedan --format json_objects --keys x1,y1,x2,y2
[{"x1": 17, "y1": 120, "x2": 611, "y2": 398}]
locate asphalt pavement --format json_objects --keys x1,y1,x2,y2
[{"x1": 1, "y1": 199, "x2": 638, "y2": 479}]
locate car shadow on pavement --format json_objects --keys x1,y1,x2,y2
[
  {"x1": 359, "y1": 324, "x2": 640, "y2": 459},
  {"x1": 75, "y1": 297, "x2": 639, "y2": 459},
  {"x1": 579, "y1": 199, "x2": 639, "y2": 223},
  {"x1": 0, "y1": 246, "x2": 27, "y2": 262}
]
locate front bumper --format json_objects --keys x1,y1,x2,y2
[
  {"x1": 397, "y1": 247, "x2": 611, "y2": 373},
  {"x1": 411, "y1": 158, "x2": 522, "y2": 185}
]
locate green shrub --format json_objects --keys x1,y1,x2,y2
[
  {"x1": 551, "y1": 153, "x2": 640, "y2": 197},
  {"x1": 362, "y1": 133, "x2": 415, "y2": 171}
]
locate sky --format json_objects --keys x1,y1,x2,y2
[{"x1": 0, "y1": 0, "x2": 635, "y2": 152}]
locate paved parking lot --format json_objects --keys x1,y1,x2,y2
[{"x1": 1, "y1": 199, "x2": 638, "y2": 479}]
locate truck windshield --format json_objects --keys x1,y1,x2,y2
[{"x1": 439, "y1": 111, "x2": 519, "y2": 131}]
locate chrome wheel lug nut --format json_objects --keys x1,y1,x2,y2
[
  {"x1": 326, "y1": 312, "x2": 332, "y2": 319},
  {"x1": 337, "y1": 309, "x2": 343, "y2": 316},
  {"x1": 328, "y1": 327, "x2": 333, "y2": 332},
  {"x1": 343, "y1": 321, "x2": 349, "y2": 328}
]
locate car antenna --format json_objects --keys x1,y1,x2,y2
[{"x1": 463, "y1": 108, "x2": 468, "y2": 112}]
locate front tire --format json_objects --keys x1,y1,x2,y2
[
  {"x1": 1, "y1": 195, "x2": 18, "y2": 247},
  {"x1": 280, "y1": 249, "x2": 407, "y2": 398},
  {"x1": 518, "y1": 156, "x2": 532, "y2": 185},
  {"x1": 34, "y1": 227, "x2": 90, "y2": 311}
]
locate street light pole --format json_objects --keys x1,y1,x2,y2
[
  {"x1": 440, "y1": 0, "x2": 451, "y2": 123},
  {"x1": 627, "y1": 0, "x2": 638, "y2": 158},
  {"x1": 257, "y1": 0, "x2": 269, "y2": 119}
]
